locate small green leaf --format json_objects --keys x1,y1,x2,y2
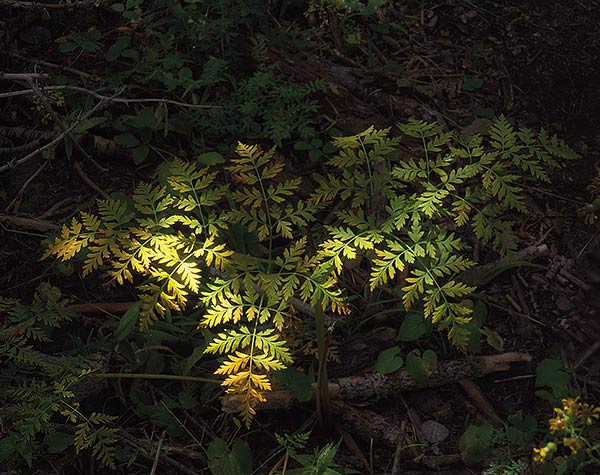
[
  {"x1": 422, "y1": 349, "x2": 437, "y2": 364},
  {"x1": 273, "y1": 367, "x2": 313, "y2": 402},
  {"x1": 44, "y1": 432, "x2": 75, "y2": 453},
  {"x1": 123, "y1": 10, "x2": 140, "y2": 20},
  {"x1": 459, "y1": 424, "x2": 494, "y2": 465},
  {"x1": 197, "y1": 151, "x2": 225, "y2": 166},
  {"x1": 0, "y1": 433, "x2": 18, "y2": 462},
  {"x1": 114, "y1": 133, "x2": 140, "y2": 148},
  {"x1": 397, "y1": 78, "x2": 412, "y2": 88},
  {"x1": 322, "y1": 142, "x2": 338, "y2": 154},
  {"x1": 406, "y1": 349, "x2": 437, "y2": 383},
  {"x1": 481, "y1": 326, "x2": 503, "y2": 352},
  {"x1": 111, "y1": 3, "x2": 125, "y2": 12},
  {"x1": 183, "y1": 344, "x2": 207, "y2": 374},
  {"x1": 398, "y1": 310, "x2": 428, "y2": 341},
  {"x1": 345, "y1": 32, "x2": 362, "y2": 45},
  {"x1": 132, "y1": 145, "x2": 150, "y2": 164},
  {"x1": 178, "y1": 390, "x2": 199, "y2": 410},
  {"x1": 293, "y1": 141, "x2": 312, "y2": 151},
  {"x1": 106, "y1": 36, "x2": 131, "y2": 61},
  {"x1": 463, "y1": 77, "x2": 484, "y2": 92},
  {"x1": 73, "y1": 117, "x2": 107, "y2": 134},
  {"x1": 58, "y1": 42, "x2": 78, "y2": 53},
  {"x1": 80, "y1": 40, "x2": 100, "y2": 52},
  {"x1": 308, "y1": 149, "x2": 321, "y2": 161},
  {"x1": 374, "y1": 346, "x2": 404, "y2": 374},
  {"x1": 207, "y1": 438, "x2": 227, "y2": 460},
  {"x1": 113, "y1": 301, "x2": 140, "y2": 343},
  {"x1": 121, "y1": 48, "x2": 139, "y2": 60},
  {"x1": 179, "y1": 67, "x2": 193, "y2": 80},
  {"x1": 230, "y1": 439, "x2": 252, "y2": 475},
  {"x1": 535, "y1": 359, "x2": 571, "y2": 398},
  {"x1": 506, "y1": 414, "x2": 537, "y2": 446}
]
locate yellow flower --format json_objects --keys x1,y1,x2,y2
[
  {"x1": 549, "y1": 416, "x2": 566, "y2": 433},
  {"x1": 563, "y1": 436, "x2": 584, "y2": 453},
  {"x1": 533, "y1": 442, "x2": 557, "y2": 463}
]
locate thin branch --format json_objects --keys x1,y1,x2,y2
[
  {"x1": 150, "y1": 430, "x2": 167, "y2": 475},
  {"x1": 0, "y1": 214, "x2": 59, "y2": 232},
  {"x1": 0, "y1": 0, "x2": 111, "y2": 9},
  {"x1": 4, "y1": 160, "x2": 49, "y2": 212},
  {"x1": 73, "y1": 160, "x2": 110, "y2": 199},
  {"x1": 9, "y1": 53, "x2": 104, "y2": 82},
  {"x1": 0, "y1": 72, "x2": 49, "y2": 81},
  {"x1": 0, "y1": 139, "x2": 42, "y2": 155},
  {"x1": 27, "y1": 78, "x2": 93, "y2": 161},
  {"x1": 0, "y1": 84, "x2": 221, "y2": 109},
  {"x1": 0, "y1": 94, "x2": 114, "y2": 173}
]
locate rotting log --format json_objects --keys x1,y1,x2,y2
[{"x1": 221, "y1": 352, "x2": 532, "y2": 413}]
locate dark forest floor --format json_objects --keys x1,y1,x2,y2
[{"x1": 1, "y1": 1, "x2": 599, "y2": 474}]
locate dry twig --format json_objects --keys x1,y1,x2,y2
[
  {"x1": 0, "y1": 94, "x2": 115, "y2": 173},
  {"x1": 73, "y1": 160, "x2": 110, "y2": 199},
  {"x1": 0, "y1": 84, "x2": 220, "y2": 109}
]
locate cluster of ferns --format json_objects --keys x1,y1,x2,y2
[{"x1": 44, "y1": 117, "x2": 578, "y2": 424}]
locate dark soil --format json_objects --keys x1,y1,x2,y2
[{"x1": 1, "y1": 0, "x2": 599, "y2": 474}]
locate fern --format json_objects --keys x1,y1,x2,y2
[
  {"x1": 0, "y1": 285, "x2": 118, "y2": 468},
  {"x1": 73, "y1": 412, "x2": 118, "y2": 469},
  {"x1": 43, "y1": 117, "x2": 577, "y2": 422},
  {"x1": 44, "y1": 146, "x2": 339, "y2": 424},
  {"x1": 312, "y1": 118, "x2": 577, "y2": 347}
]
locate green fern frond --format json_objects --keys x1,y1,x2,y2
[
  {"x1": 74, "y1": 413, "x2": 118, "y2": 469},
  {"x1": 41, "y1": 118, "x2": 578, "y2": 425}
]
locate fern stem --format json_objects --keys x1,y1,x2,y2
[
  {"x1": 420, "y1": 133, "x2": 430, "y2": 178},
  {"x1": 91, "y1": 373, "x2": 220, "y2": 384},
  {"x1": 252, "y1": 162, "x2": 274, "y2": 269},
  {"x1": 189, "y1": 178, "x2": 207, "y2": 227},
  {"x1": 359, "y1": 138, "x2": 376, "y2": 215},
  {"x1": 314, "y1": 306, "x2": 332, "y2": 432}
]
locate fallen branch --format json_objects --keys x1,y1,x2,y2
[
  {"x1": 9, "y1": 53, "x2": 104, "y2": 82},
  {"x1": 459, "y1": 378, "x2": 503, "y2": 425},
  {"x1": 0, "y1": 84, "x2": 221, "y2": 109},
  {"x1": 0, "y1": 213, "x2": 59, "y2": 231},
  {"x1": 0, "y1": 0, "x2": 110, "y2": 9},
  {"x1": 0, "y1": 72, "x2": 49, "y2": 81},
  {"x1": 331, "y1": 401, "x2": 401, "y2": 448},
  {"x1": 73, "y1": 160, "x2": 110, "y2": 200},
  {"x1": 221, "y1": 352, "x2": 532, "y2": 412}
]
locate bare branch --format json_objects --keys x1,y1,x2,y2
[
  {"x1": 0, "y1": 0, "x2": 110, "y2": 9},
  {"x1": 0, "y1": 72, "x2": 49, "y2": 81},
  {"x1": 0, "y1": 84, "x2": 221, "y2": 109},
  {"x1": 0, "y1": 94, "x2": 116, "y2": 173},
  {"x1": 9, "y1": 53, "x2": 104, "y2": 82}
]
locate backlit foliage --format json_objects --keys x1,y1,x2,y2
[
  {"x1": 0, "y1": 285, "x2": 118, "y2": 468},
  {"x1": 311, "y1": 117, "x2": 576, "y2": 346},
  {"x1": 43, "y1": 118, "x2": 576, "y2": 423}
]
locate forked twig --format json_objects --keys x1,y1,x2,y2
[{"x1": 0, "y1": 94, "x2": 116, "y2": 173}]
